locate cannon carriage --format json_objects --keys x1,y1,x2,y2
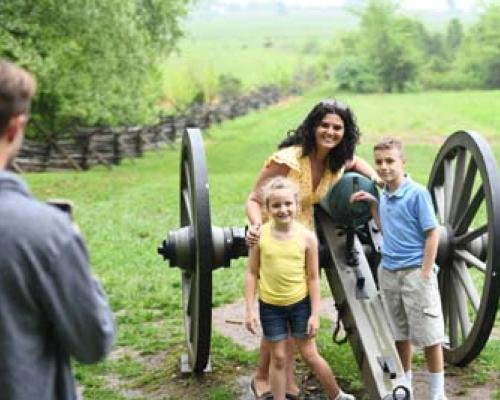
[{"x1": 157, "y1": 128, "x2": 500, "y2": 399}]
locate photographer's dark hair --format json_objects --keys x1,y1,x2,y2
[
  {"x1": 278, "y1": 99, "x2": 360, "y2": 173},
  {"x1": 0, "y1": 60, "x2": 36, "y2": 134}
]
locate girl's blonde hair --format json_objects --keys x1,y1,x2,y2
[{"x1": 261, "y1": 176, "x2": 300, "y2": 209}]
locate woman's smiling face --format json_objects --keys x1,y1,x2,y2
[{"x1": 314, "y1": 113, "x2": 344, "y2": 153}]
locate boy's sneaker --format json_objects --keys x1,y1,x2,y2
[
  {"x1": 335, "y1": 391, "x2": 356, "y2": 400},
  {"x1": 430, "y1": 396, "x2": 447, "y2": 400}
]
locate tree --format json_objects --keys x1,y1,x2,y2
[
  {"x1": 455, "y1": 2, "x2": 500, "y2": 88},
  {"x1": 446, "y1": 18, "x2": 463, "y2": 55},
  {"x1": 0, "y1": 0, "x2": 194, "y2": 135},
  {"x1": 354, "y1": 0, "x2": 422, "y2": 92}
]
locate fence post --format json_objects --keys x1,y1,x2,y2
[{"x1": 113, "y1": 132, "x2": 121, "y2": 165}]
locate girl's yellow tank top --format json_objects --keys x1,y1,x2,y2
[{"x1": 258, "y1": 222, "x2": 308, "y2": 306}]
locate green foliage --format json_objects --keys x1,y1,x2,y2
[
  {"x1": 0, "y1": 0, "x2": 194, "y2": 133},
  {"x1": 359, "y1": 0, "x2": 423, "y2": 92},
  {"x1": 336, "y1": 0, "x2": 423, "y2": 93},
  {"x1": 331, "y1": 2, "x2": 483, "y2": 92},
  {"x1": 333, "y1": 57, "x2": 379, "y2": 93},
  {"x1": 446, "y1": 18, "x2": 464, "y2": 54},
  {"x1": 454, "y1": 1, "x2": 500, "y2": 89},
  {"x1": 161, "y1": 59, "x2": 220, "y2": 112},
  {"x1": 218, "y1": 73, "x2": 243, "y2": 99}
]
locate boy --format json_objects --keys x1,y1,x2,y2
[
  {"x1": 351, "y1": 137, "x2": 446, "y2": 400},
  {"x1": 0, "y1": 59, "x2": 115, "y2": 399}
]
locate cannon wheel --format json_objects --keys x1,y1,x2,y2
[
  {"x1": 428, "y1": 131, "x2": 500, "y2": 366},
  {"x1": 179, "y1": 128, "x2": 214, "y2": 373}
]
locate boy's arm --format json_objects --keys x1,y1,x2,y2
[
  {"x1": 305, "y1": 231, "x2": 320, "y2": 336},
  {"x1": 245, "y1": 245, "x2": 260, "y2": 334},
  {"x1": 350, "y1": 191, "x2": 381, "y2": 228},
  {"x1": 421, "y1": 227, "x2": 439, "y2": 279}
]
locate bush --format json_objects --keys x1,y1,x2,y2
[
  {"x1": 333, "y1": 57, "x2": 380, "y2": 93},
  {"x1": 218, "y1": 73, "x2": 242, "y2": 99}
]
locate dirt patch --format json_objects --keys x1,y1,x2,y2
[
  {"x1": 213, "y1": 297, "x2": 498, "y2": 400},
  {"x1": 212, "y1": 297, "x2": 337, "y2": 351}
]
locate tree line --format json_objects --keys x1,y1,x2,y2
[
  {"x1": 331, "y1": 0, "x2": 500, "y2": 93},
  {"x1": 0, "y1": 0, "x2": 194, "y2": 135}
]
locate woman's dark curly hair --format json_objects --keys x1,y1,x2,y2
[{"x1": 278, "y1": 99, "x2": 361, "y2": 173}]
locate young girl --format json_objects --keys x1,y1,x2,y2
[{"x1": 245, "y1": 176, "x2": 355, "y2": 400}]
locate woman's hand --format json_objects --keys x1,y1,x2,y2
[
  {"x1": 246, "y1": 223, "x2": 262, "y2": 247},
  {"x1": 372, "y1": 174, "x2": 385, "y2": 188}
]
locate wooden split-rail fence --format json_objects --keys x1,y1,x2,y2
[{"x1": 14, "y1": 85, "x2": 286, "y2": 172}]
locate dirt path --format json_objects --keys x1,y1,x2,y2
[{"x1": 213, "y1": 298, "x2": 498, "y2": 400}]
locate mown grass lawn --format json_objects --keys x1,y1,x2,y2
[{"x1": 25, "y1": 85, "x2": 500, "y2": 399}]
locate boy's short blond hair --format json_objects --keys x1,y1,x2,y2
[
  {"x1": 0, "y1": 60, "x2": 36, "y2": 134},
  {"x1": 261, "y1": 176, "x2": 300, "y2": 208},
  {"x1": 374, "y1": 137, "x2": 405, "y2": 160}
]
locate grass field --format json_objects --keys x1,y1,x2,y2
[
  {"x1": 25, "y1": 85, "x2": 500, "y2": 399},
  {"x1": 166, "y1": 9, "x2": 354, "y2": 86},
  {"x1": 161, "y1": 9, "x2": 357, "y2": 109}
]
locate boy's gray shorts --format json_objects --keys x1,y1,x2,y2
[{"x1": 378, "y1": 266, "x2": 445, "y2": 348}]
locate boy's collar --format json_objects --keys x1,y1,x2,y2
[{"x1": 383, "y1": 175, "x2": 411, "y2": 198}]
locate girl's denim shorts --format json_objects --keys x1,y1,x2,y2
[{"x1": 259, "y1": 296, "x2": 310, "y2": 342}]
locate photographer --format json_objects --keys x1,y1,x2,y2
[{"x1": 0, "y1": 59, "x2": 115, "y2": 399}]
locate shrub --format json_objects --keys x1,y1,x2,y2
[{"x1": 333, "y1": 57, "x2": 380, "y2": 93}]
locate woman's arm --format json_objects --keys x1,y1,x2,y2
[
  {"x1": 245, "y1": 245, "x2": 260, "y2": 334},
  {"x1": 346, "y1": 155, "x2": 383, "y2": 187},
  {"x1": 304, "y1": 231, "x2": 320, "y2": 337},
  {"x1": 246, "y1": 161, "x2": 290, "y2": 245}
]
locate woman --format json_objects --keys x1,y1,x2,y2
[{"x1": 246, "y1": 99, "x2": 381, "y2": 400}]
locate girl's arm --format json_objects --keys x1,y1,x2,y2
[
  {"x1": 421, "y1": 227, "x2": 439, "y2": 279},
  {"x1": 245, "y1": 244, "x2": 260, "y2": 334},
  {"x1": 304, "y1": 231, "x2": 320, "y2": 337},
  {"x1": 246, "y1": 161, "x2": 290, "y2": 245},
  {"x1": 346, "y1": 155, "x2": 383, "y2": 187}
]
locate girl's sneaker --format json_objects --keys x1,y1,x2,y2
[{"x1": 335, "y1": 391, "x2": 356, "y2": 400}]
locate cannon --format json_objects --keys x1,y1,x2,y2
[{"x1": 157, "y1": 128, "x2": 500, "y2": 399}]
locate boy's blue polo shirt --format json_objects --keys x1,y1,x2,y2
[{"x1": 379, "y1": 176, "x2": 438, "y2": 270}]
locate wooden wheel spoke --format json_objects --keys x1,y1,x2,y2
[
  {"x1": 449, "y1": 148, "x2": 467, "y2": 224},
  {"x1": 454, "y1": 225, "x2": 487, "y2": 247},
  {"x1": 444, "y1": 158, "x2": 455, "y2": 222},
  {"x1": 454, "y1": 249, "x2": 486, "y2": 273},
  {"x1": 448, "y1": 279, "x2": 459, "y2": 348},
  {"x1": 439, "y1": 271, "x2": 449, "y2": 329},
  {"x1": 451, "y1": 268, "x2": 471, "y2": 339},
  {"x1": 455, "y1": 185, "x2": 484, "y2": 234},
  {"x1": 433, "y1": 186, "x2": 445, "y2": 223},
  {"x1": 181, "y1": 188, "x2": 193, "y2": 223},
  {"x1": 454, "y1": 261, "x2": 480, "y2": 312},
  {"x1": 452, "y1": 156, "x2": 477, "y2": 226}
]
